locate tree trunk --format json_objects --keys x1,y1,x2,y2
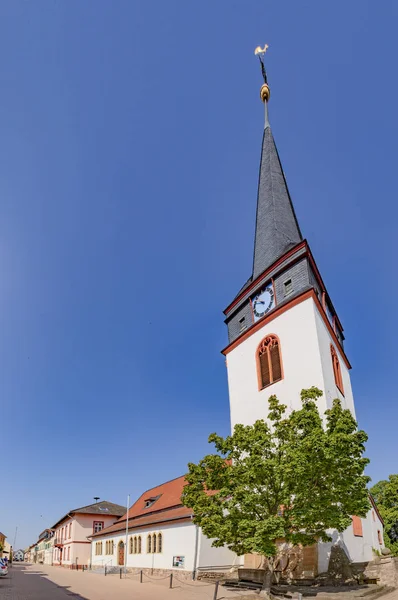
[{"x1": 261, "y1": 556, "x2": 275, "y2": 598}]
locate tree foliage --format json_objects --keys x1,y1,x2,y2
[
  {"x1": 182, "y1": 388, "x2": 370, "y2": 565},
  {"x1": 370, "y1": 475, "x2": 398, "y2": 556}
]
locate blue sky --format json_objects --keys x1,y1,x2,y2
[{"x1": 1, "y1": 1, "x2": 397, "y2": 549}]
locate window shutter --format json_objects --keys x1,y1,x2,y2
[
  {"x1": 270, "y1": 343, "x2": 282, "y2": 382},
  {"x1": 259, "y1": 351, "x2": 270, "y2": 388},
  {"x1": 352, "y1": 515, "x2": 363, "y2": 537}
]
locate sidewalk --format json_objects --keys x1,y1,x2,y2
[{"x1": 27, "y1": 564, "x2": 246, "y2": 600}]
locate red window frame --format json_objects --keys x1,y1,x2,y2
[
  {"x1": 331, "y1": 345, "x2": 344, "y2": 395},
  {"x1": 352, "y1": 515, "x2": 363, "y2": 537},
  {"x1": 93, "y1": 521, "x2": 104, "y2": 534}
]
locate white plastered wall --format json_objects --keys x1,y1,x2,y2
[
  {"x1": 197, "y1": 531, "x2": 242, "y2": 569},
  {"x1": 318, "y1": 508, "x2": 384, "y2": 572},
  {"x1": 227, "y1": 298, "x2": 328, "y2": 430},
  {"x1": 91, "y1": 522, "x2": 198, "y2": 572},
  {"x1": 313, "y1": 307, "x2": 355, "y2": 416}
]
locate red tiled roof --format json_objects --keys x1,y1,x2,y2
[
  {"x1": 90, "y1": 475, "x2": 195, "y2": 538},
  {"x1": 90, "y1": 505, "x2": 193, "y2": 538},
  {"x1": 122, "y1": 475, "x2": 188, "y2": 521}
]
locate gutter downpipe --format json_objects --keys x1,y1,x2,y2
[{"x1": 192, "y1": 518, "x2": 200, "y2": 581}]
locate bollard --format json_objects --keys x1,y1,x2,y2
[
  {"x1": 120, "y1": 567, "x2": 122, "y2": 579},
  {"x1": 169, "y1": 573, "x2": 173, "y2": 589},
  {"x1": 105, "y1": 565, "x2": 107, "y2": 576},
  {"x1": 213, "y1": 580, "x2": 219, "y2": 600},
  {"x1": 140, "y1": 569, "x2": 143, "y2": 583},
  {"x1": 82, "y1": 565, "x2": 85, "y2": 572}
]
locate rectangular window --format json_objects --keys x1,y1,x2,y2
[
  {"x1": 283, "y1": 279, "x2": 293, "y2": 296},
  {"x1": 239, "y1": 317, "x2": 246, "y2": 333},
  {"x1": 352, "y1": 515, "x2": 363, "y2": 537},
  {"x1": 95, "y1": 542, "x2": 103, "y2": 556},
  {"x1": 93, "y1": 521, "x2": 104, "y2": 534}
]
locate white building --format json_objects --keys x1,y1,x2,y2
[
  {"x1": 91, "y1": 68, "x2": 384, "y2": 579},
  {"x1": 13, "y1": 549, "x2": 24, "y2": 562},
  {"x1": 90, "y1": 475, "x2": 237, "y2": 577},
  {"x1": 221, "y1": 76, "x2": 384, "y2": 571}
]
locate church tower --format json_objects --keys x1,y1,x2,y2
[{"x1": 223, "y1": 62, "x2": 356, "y2": 431}]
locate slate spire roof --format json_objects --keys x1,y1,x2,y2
[{"x1": 252, "y1": 100, "x2": 302, "y2": 280}]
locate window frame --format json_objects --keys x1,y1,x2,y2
[
  {"x1": 93, "y1": 521, "x2": 105, "y2": 534},
  {"x1": 283, "y1": 279, "x2": 293, "y2": 296},
  {"x1": 256, "y1": 334, "x2": 283, "y2": 391},
  {"x1": 352, "y1": 515, "x2": 363, "y2": 537},
  {"x1": 157, "y1": 532, "x2": 162, "y2": 554},
  {"x1": 331, "y1": 345, "x2": 344, "y2": 395}
]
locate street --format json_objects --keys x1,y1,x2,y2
[
  {"x1": 0, "y1": 563, "x2": 242, "y2": 600},
  {"x1": 0, "y1": 563, "x2": 88, "y2": 599}
]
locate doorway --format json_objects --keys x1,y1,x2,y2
[{"x1": 118, "y1": 541, "x2": 125, "y2": 567}]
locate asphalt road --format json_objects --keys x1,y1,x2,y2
[{"x1": 0, "y1": 564, "x2": 86, "y2": 599}]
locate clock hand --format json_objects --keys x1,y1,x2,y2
[{"x1": 256, "y1": 300, "x2": 265, "y2": 304}]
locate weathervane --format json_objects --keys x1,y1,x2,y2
[{"x1": 254, "y1": 44, "x2": 271, "y2": 103}]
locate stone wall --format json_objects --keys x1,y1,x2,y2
[{"x1": 363, "y1": 556, "x2": 398, "y2": 588}]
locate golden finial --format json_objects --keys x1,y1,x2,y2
[{"x1": 254, "y1": 44, "x2": 270, "y2": 103}]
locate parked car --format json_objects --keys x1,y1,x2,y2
[{"x1": 0, "y1": 559, "x2": 8, "y2": 577}]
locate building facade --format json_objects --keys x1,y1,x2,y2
[
  {"x1": 0, "y1": 532, "x2": 6, "y2": 558},
  {"x1": 90, "y1": 476, "x2": 237, "y2": 577},
  {"x1": 222, "y1": 76, "x2": 383, "y2": 570},
  {"x1": 13, "y1": 549, "x2": 24, "y2": 562},
  {"x1": 51, "y1": 500, "x2": 125, "y2": 567},
  {"x1": 89, "y1": 68, "x2": 384, "y2": 579}
]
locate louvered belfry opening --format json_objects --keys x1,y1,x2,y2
[{"x1": 258, "y1": 335, "x2": 282, "y2": 389}]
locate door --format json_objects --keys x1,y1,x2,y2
[{"x1": 118, "y1": 542, "x2": 124, "y2": 566}]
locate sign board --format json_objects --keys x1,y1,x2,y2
[{"x1": 172, "y1": 556, "x2": 185, "y2": 568}]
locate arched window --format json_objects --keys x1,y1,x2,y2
[
  {"x1": 129, "y1": 537, "x2": 133, "y2": 554},
  {"x1": 138, "y1": 536, "x2": 142, "y2": 554},
  {"x1": 257, "y1": 335, "x2": 282, "y2": 389},
  {"x1": 157, "y1": 533, "x2": 162, "y2": 553},
  {"x1": 331, "y1": 345, "x2": 344, "y2": 394},
  {"x1": 147, "y1": 534, "x2": 151, "y2": 553},
  {"x1": 134, "y1": 536, "x2": 137, "y2": 554},
  {"x1": 152, "y1": 533, "x2": 157, "y2": 553}
]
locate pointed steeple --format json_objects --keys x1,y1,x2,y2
[{"x1": 252, "y1": 79, "x2": 302, "y2": 280}]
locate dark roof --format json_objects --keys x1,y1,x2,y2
[
  {"x1": 252, "y1": 113, "x2": 302, "y2": 281},
  {"x1": 72, "y1": 501, "x2": 126, "y2": 516},
  {"x1": 51, "y1": 500, "x2": 126, "y2": 528}
]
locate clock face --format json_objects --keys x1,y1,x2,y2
[{"x1": 252, "y1": 285, "x2": 275, "y2": 321}]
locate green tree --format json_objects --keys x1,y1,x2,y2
[
  {"x1": 182, "y1": 388, "x2": 370, "y2": 595},
  {"x1": 370, "y1": 475, "x2": 398, "y2": 556}
]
